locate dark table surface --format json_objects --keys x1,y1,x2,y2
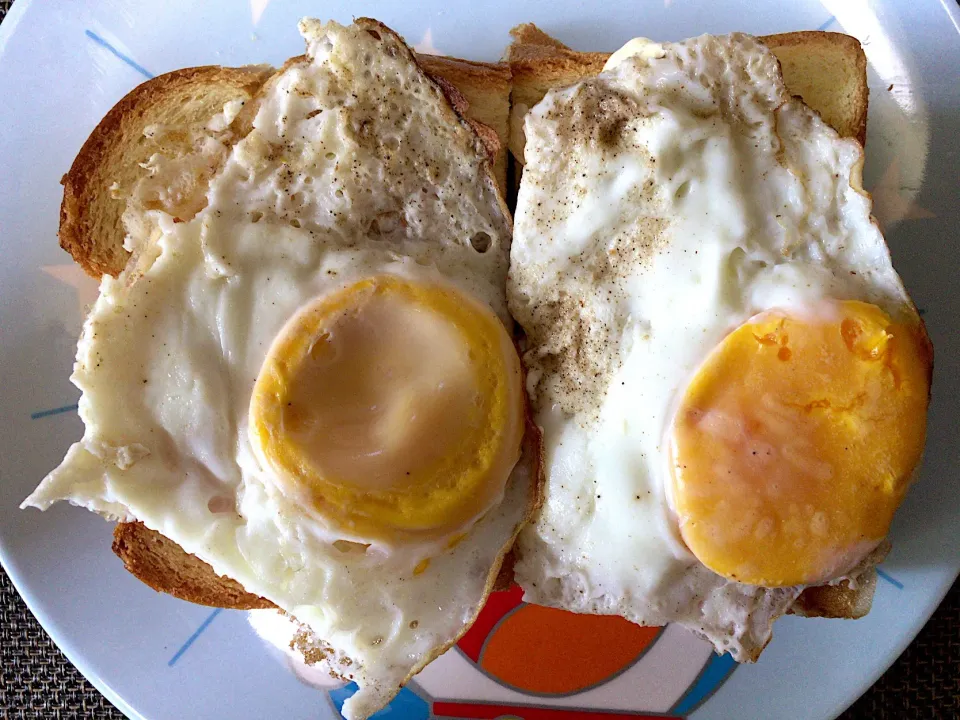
[{"x1": 0, "y1": 0, "x2": 956, "y2": 717}]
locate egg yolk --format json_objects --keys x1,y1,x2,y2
[
  {"x1": 669, "y1": 300, "x2": 930, "y2": 587},
  {"x1": 249, "y1": 275, "x2": 524, "y2": 543}
]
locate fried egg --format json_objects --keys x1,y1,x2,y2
[
  {"x1": 24, "y1": 19, "x2": 535, "y2": 719},
  {"x1": 508, "y1": 33, "x2": 931, "y2": 659}
]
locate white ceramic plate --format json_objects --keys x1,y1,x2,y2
[{"x1": 1, "y1": 1, "x2": 957, "y2": 718}]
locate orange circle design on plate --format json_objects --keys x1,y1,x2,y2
[{"x1": 480, "y1": 605, "x2": 661, "y2": 694}]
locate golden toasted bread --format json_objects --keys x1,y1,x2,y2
[
  {"x1": 60, "y1": 65, "x2": 274, "y2": 278},
  {"x1": 506, "y1": 24, "x2": 868, "y2": 173},
  {"x1": 506, "y1": 25, "x2": 880, "y2": 621},
  {"x1": 113, "y1": 522, "x2": 274, "y2": 609},
  {"x1": 59, "y1": 43, "x2": 515, "y2": 610},
  {"x1": 762, "y1": 31, "x2": 868, "y2": 145}
]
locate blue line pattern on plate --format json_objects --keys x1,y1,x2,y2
[
  {"x1": 817, "y1": 15, "x2": 836, "y2": 32},
  {"x1": 30, "y1": 404, "x2": 79, "y2": 420},
  {"x1": 669, "y1": 651, "x2": 738, "y2": 716},
  {"x1": 877, "y1": 568, "x2": 905, "y2": 590},
  {"x1": 85, "y1": 30, "x2": 154, "y2": 79},
  {"x1": 167, "y1": 608, "x2": 223, "y2": 667}
]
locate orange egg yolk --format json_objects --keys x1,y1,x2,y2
[
  {"x1": 669, "y1": 300, "x2": 930, "y2": 587},
  {"x1": 249, "y1": 275, "x2": 524, "y2": 543}
]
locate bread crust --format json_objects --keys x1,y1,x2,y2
[{"x1": 113, "y1": 522, "x2": 275, "y2": 609}]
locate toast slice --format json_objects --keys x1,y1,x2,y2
[
  {"x1": 506, "y1": 25, "x2": 879, "y2": 622},
  {"x1": 61, "y1": 54, "x2": 515, "y2": 611},
  {"x1": 506, "y1": 24, "x2": 868, "y2": 175}
]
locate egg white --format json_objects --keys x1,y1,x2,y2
[{"x1": 509, "y1": 33, "x2": 917, "y2": 659}]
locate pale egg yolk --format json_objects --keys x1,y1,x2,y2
[
  {"x1": 669, "y1": 300, "x2": 931, "y2": 587},
  {"x1": 250, "y1": 275, "x2": 524, "y2": 543}
]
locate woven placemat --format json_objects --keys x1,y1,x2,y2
[{"x1": 0, "y1": 0, "x2": 957, "y2": 717}]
